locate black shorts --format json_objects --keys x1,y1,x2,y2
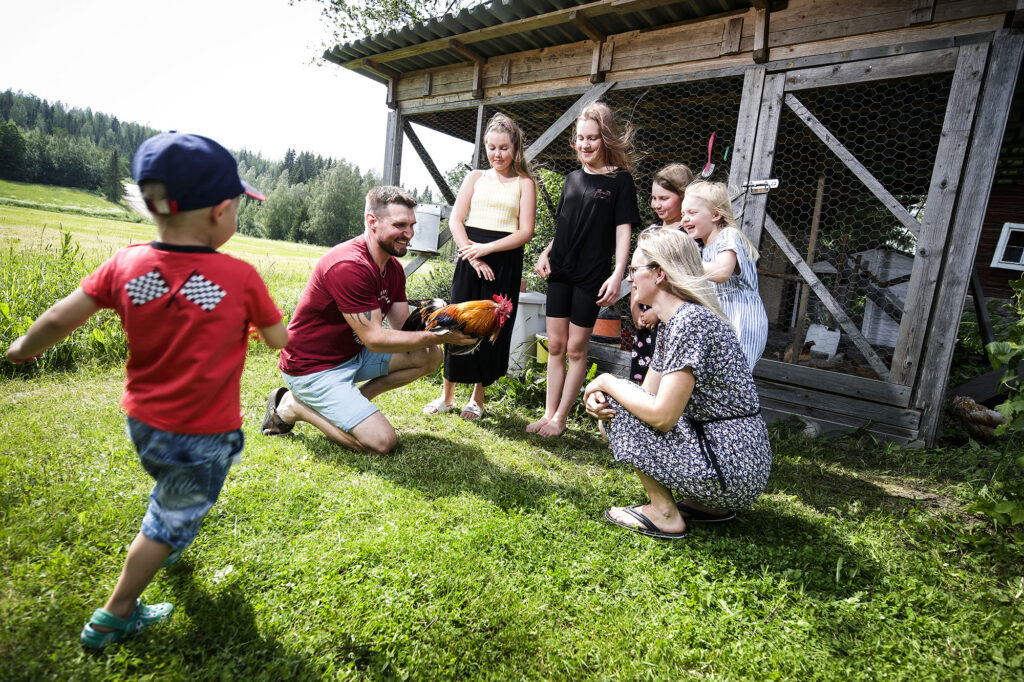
[{"x1": 546, "y1": 277, "x2": 600, "y2": 328}]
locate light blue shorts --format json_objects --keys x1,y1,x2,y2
[
  {"x1": 126, "y1": 417, "x2": 243, "y2": 550},
  {"x1": 282, "y1": 348, "x2": 392, "y2": 432}
]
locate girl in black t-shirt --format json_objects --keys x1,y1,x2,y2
[{"x1": 529, "y1": 101, "x2": 642, "y2": 437}]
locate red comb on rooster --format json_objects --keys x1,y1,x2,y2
[{"x1": 402, "y1": 294, "x2": 514, "y2": 355}]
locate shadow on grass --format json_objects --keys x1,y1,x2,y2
[
  {"x1": 161, "y1": 564, "x2": 329, "y2": 678},
  {"x1": 291, "y1": 430, "x2": 606, "y2": 512}
]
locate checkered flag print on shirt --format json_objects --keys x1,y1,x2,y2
[
  {"x1": 125, "y1": 270, "x2": 170, "y2": 306},
  {"x1": 180, "y1": 273, "x2": 226, "y2": 311}
]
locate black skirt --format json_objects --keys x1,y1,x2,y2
[{"x1": 443, "y1": 226, "x2": 523, "y2": 386}]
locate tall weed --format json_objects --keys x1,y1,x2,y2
[{"x1": 0, "y1": 232, "x2": 126, "y2": 377}]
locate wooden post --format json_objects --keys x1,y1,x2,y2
[
  {"x1": 738, "y1": 71, "x2": 785, "y2": 248},
  {"x1": 890, "y1": 44, "x2": 989, "y2": 386},
  {"x1": 912, "y1": 31, "x2": 1024, "y2": 444},
  {"x1": 753, "y1": 4, "x2": 771, "y2": 64},
  {"x1": 472, "y1": 104, "x2": 486, "y2": 170},
  {"x1": 382, "y1": 109, "x2": 403, "y2": 186},
  {"x1": 789, "y1": 173, "x2": 824, "y2": 364},
  {"x1": 729, "y1": 66, "x2": 766, "y2": 220}
]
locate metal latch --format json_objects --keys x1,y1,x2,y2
[{"x1": 744, "y1": 179, "x2": 779, "y2": 194}]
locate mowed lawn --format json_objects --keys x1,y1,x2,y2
[{"x1": 1, "y1": 200, "x2": 1022, "y2": 680}]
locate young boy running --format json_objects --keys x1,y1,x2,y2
[{"x1": 5, "y1": 132, "x2": 288, "y2": 649}]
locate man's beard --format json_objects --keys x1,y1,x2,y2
[{"x1": 380, "y1": 236, "x2": 408, "y2": 258}]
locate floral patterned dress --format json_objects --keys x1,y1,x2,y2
[{"x1": 606, "y1": 302, "x2": 772, "y2": 510}]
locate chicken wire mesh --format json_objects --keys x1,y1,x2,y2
[
  {"x1": 759, "y1": 73, "x2": 953, "y2": 378},
  {"x1": 403, "y1": 71, "x2": 954, "y2": 381}
]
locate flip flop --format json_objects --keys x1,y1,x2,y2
[
  {"x1": 676, "y1": 501, "x2": 735, "y2": 523},
  {"x1": 423, "y1": 397, "x2": 456, "y2": 416},
  {"x1": 460, "y1": 400, "x2": 483, "y2": 420},
  {"x1": 261, "y1": 387, "x2": 293, "y2": 436},
  {"x1": 604, "y1": 505, "x2": 687, "y2": 540}
]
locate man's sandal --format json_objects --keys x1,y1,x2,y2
[
  {"x1": 80, "y1": 599, "x2": 174, "y2": 650},
  {"x1": 423, "y1": 397, "x2": 456, "y2": 416},
  {"x1": 261, "y1": 387, "x2": 294, "y2": 436}
]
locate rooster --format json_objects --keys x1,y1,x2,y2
[
  {"x1": 402, "y1": 294, "x2": 514, "y2": 355},
  {"x1": 952, "y1": 395, "x2": 1007, "y2": 443}
]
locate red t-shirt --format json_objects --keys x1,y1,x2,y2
[
  {"x1": 279, "y1": 235, "x2": 406, "y2": 376},
  {"x1": 81, "y1": 242, "x2": 282, "y2": 434}
]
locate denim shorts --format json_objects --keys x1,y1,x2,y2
[
  {"x1": 282, "y1": 348, "x2": 391, "y2": 432},
  {"x1": 127, "y1": 417, "x2": 243, "y2": 550}
]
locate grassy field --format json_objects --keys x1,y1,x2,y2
[
  {"x1": 0, "y1": 179, "x2": 139, "y2": 222},
  {"x1": 1, "y1": 200, "x2": 1023, "y2": 680}
]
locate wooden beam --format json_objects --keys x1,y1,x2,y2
[
  {"x1": 360, "y1": 58, "x2": 400, "y2": 81},
  {"x1": 590, "y1": 42, "x2": 605, "y2": 84},
  {"x1": 790, "y1": 173, "x2": 824, "y2": 365},
  {"x1": 448, "y1": 38, "x2": 486, "y2": 65},
  {"x1": 525, "y1": 80, "x2": 616, "y2": 162},
  {"x1": 472, "y1": 62, "x2": 484, "y2": 99},
  {"x1": 784, "y1": 48, "x2": 959, "y2": 91},
  {"x1": 910, "y1": 0, "x2": 935, "y2": 25},
  {"x1": 761, "y1": 214, "x2": 892, "y2": 380},
  {"x1": 913, "y1": 31, "x2": 1023, "y2": 444},
  {"x1": 472, "y1": 104, "x2": 486, "y2": 169},
  {"x1": 753, "y1": 6, "x2": 770, "y2": 64},
  {"x1": 1015, "y1": 0, "x2": 1024, "y2": 30},
  {"x1": 499, "y1": 59, "x2": 511, "y2": 86},
  {"x1": 402, "y1": 120, "x2": 457, "y2": 205},
  {"x1": 570, "y1": 10, "x2": 605, "y2": 43},
  {"x1": 382, "y1": 110, "x2": 403, "y2": 185},
  {"x1": 721, "y1": 17, "x2": 743, "y2": 56},
  {"x1": 738, "y1": 71, "x2": 785, "y2": 248},
  {"x1": 336, "y1": 0, "x2": 711, "y2": 69},
  {"x1": 729, "y1": 66, "x2": 766, "y2": 222},
  {"x1": 784, "y1": 93, "x2": 922, "y2": 238},
  {"x1": 422, "y1": 72, "x2": 432, "y2": 97},
  {"x1": 754, "y1": 359, "x2": 911, "y2": 407},
  {"x1": 890, "y1": 44, "x2": 989, "y2": 386}
]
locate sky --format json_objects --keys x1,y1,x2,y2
[{"x1": 1, "y1": 0, "x2": 470, "y2": 194}]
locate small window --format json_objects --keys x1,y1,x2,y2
[{"x1": 990, "y1": 223, "x2": 1024, "y2": 272}]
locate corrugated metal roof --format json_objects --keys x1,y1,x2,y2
[{"x1": 326, "y1": 0, "x2": 750, "y2": 82}]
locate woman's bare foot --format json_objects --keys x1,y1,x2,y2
[
  {"x1": 526, "y1": 416, "x2": 550, "y2": 434},
  {"x1": 536, "y1": 418, "x2": 566, "y2": 437},
  {"x1": 606, "y1": 503, "x2": 686, "y2": 535}
]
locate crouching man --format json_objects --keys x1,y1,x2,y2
[{"x1": 262, "y1": 186, "x2": 472, "y2": 453}]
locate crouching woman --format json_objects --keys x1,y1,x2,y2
[{"x1": 584, "y1": 228, "x2": 771, "y2": 539}]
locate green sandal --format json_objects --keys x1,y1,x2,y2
[
  {"x1": 80, "y1": 599, "x2": 174, "y2": 650},
  {"x1": 161, "y1": 549, "x2": 182, "y2": 568}
]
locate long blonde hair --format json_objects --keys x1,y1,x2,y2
[
  {"x1": 571, "y1": 101, "x2": 636, "y2": 173},
  {"x1": 684, "y1": 180, "x2": 759, "y2": 260},
  {"x1": 635, "y1": 227, "x2": 728, "y2": 324},
  {"x1": 485, "y1": 112, "x2": 533, "y2": 180}
]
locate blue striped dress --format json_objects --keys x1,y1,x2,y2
[{"x1": 702, "y1": 227, "x2": 768, "y2": 369}]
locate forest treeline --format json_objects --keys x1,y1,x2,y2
[{"x1": 0, "y1": 89, "x2": 442, "y2": 247}]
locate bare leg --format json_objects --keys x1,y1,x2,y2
[
  {"x1": 93, "y1": 533, "x2": 172, "y2": 630},
  {"x1": 276, "y1": 347, "x2": 441, "y2": 454},
  {"x1": 460, "y1": 382, "x2": 486, "y2": 419},
  {"x1": 606, "y1": 468, "x2": 686, "y2": 534},
  {"x1": 537, "y1": 323, "x2": 592, "y2": 437},
  {"x1": 678, "y1": 498, "x2": 731, "y2": 515},
  {"x1": 528, "y1": 317, "x2": 568, "y2": 433}
]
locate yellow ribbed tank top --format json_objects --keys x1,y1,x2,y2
[{"x1": 464, "y1": 170, "x2": 521, "y2": 233}]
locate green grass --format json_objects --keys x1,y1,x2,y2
[
  {"x1": 2, "y1": 199, "x2": 1023, "y2": 679},
  {"x1": 0, "y1": 178, "x2": 140, "y2": 222}
]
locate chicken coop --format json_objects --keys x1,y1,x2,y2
[{"x1": 326, "y1": 0, "x2": 1024, "y2": 446}]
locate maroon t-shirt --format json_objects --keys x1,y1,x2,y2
[{"x1": 279, "y1": 235, "x2": 407, "y2": 376}]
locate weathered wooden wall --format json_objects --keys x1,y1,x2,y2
[{"x1": 390, "y1": 0, "x2": 1013, "y2": 112}]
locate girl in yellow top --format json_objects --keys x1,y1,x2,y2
[{"x1": 423, "y1": 113, "x2": 537, "y2": 419}]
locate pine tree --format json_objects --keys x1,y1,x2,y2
[{"x1": 102, "y1": 149, "x2": 124, "y2": 202}]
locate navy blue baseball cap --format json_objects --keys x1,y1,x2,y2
[{"x1": 133, "y1": 132, "x2": 265, "y2": 214}]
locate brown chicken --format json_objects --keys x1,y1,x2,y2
[
  {"x1": 402, "y1": 294, "x2": 514, "y2": 355},
  {"x1": 952, "y1": 395, "x2": 1007, "y2": 443}
]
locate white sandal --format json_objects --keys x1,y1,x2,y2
[
  {"x1": 423, "y1": 397, "x2": 455, "y2": 416},
  {"x1": 460, "y1": 400, "x2": 483, "y2": 420}
]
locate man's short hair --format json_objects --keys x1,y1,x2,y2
[{"x1": 366, "y1": 186, "x2": 417, "y2": 217}]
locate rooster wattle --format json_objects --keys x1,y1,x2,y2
[{"x1": 402, "y1": 294, "x2": 514, "y2": 355}]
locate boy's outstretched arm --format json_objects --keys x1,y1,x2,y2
[
  {"x1": 258, "y1": 321, "x2": 289, "y2": 350},
  {"x1": 6, "y1": 288, "x2": 100, "y2": 363}
]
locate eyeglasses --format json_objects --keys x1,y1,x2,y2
[{"x1": 627, "y1": 264, "x2": 657, "y2": 278}]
